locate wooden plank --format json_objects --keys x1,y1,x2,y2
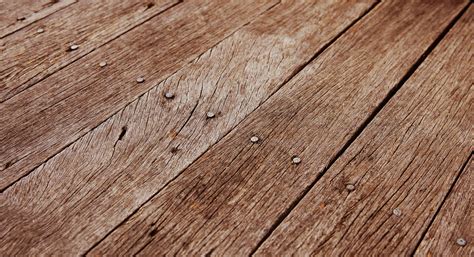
[
  {"x1": 414, "y1": 156, "x2": 473, "y2": 257},
  {"x1": 0, "y1": 0, "x2": 76, "y2": 38},
  {"x1": 257, "y1": 7, "x2": 473, "y2": 256},
  {"x1": 0, "y1": 0, "x2": 179, "y2": 102},
  {"x1": 87, "y1": 0, "x2": 470, "y2": 255},
  {"x1": 0, "y1": 0, "x2": 279, "y2": 190},
  {"x1": 0, "y1": 0, "x2": 378, "y2": 255}
]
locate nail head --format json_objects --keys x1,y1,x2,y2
[
  {"x1": 69, "y1": 44, "x2": 79, "y2": 51},
  {"x1": 250, "y1": 136, "x2": 259, "y2": 143},
  {"x1": 37, "y1": 28, "x2": 44, "y2": 33},
  {"x1": 164, "y1": 92, "x2": 174, "y2": 99},
  {"x1": 456, "y1": 238, "x2": 467, "y2": 246},
  {"x1": 206, "y1": 112, "x2": 215, "y2": 119},
  {"x1": 99, "y1": 61, "x2": 107, "y2": 67},
  {"x1": 392, "y1": 208, "x2": 402, "y2": 217},
  {"x1": 292, "y1": 156, "x2": 301, "y2": 164},
  {"x1": 346, "y1": 184, "x2": 355, "y2": 191},
  {"x1": 136, "y1": 77, "x2": 145, "y2": 83}
]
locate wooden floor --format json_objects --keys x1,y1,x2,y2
[{"x1": 0, "y1": 0, "x2": 472, "y2": 255}]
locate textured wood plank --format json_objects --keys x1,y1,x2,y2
[
  {"x1": 0, "y1": 0, "x2": 279, "y2": 190},
  {"x1": 0, "y1": 0, "x2": 378, "y2": 255},
  {"x1": 0, "y1": 0, "x2": 76, "y2": 38},
  {"x1": 415, "y1": 156, "x2": 473, "y2": 257},
  {"x1": 0, "y1": 0, "x2": 179, "y2": 102},
  {"x1": 88, "y1": 0, "x2": 469, "y2": 255},
  {"x1": 257, "y1": 7, "x2": 473, "y2": 256}
]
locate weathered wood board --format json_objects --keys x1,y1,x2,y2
[
  {"x1": 0, "y1": 0, "x2": 76, "y2": 38},
  {"x1": 257, "y1": 6, "x2": 472, "y2": 255},
  {"x1": 0, "y1": 0, "x2": 179, "y2": 102},
  {"x1": 0, "y1": 0, "x2": 378, "y2": 255},
  {"x1": 87, "y1": 0, "x2": 469, "y2": 255},
  {"x1": 415, "y1": 156, "x2": 473, "y2": 257},
  {"x1": 0, "y1": 0, "x2": 279, "y2": 190}
]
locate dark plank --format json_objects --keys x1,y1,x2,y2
[
  {"x1": 0, "y1": 0, "x2": 378, "y2": 254},
  {"x1": 257, "y1": 6, "x2": 473, "y2": 255},
  {"x1": 0, "y1": 0, "x2": 279, "y2": 190},
  {"x1": 0, "y1": 0, "x2": 179, "y2": 102},
  {"x1": 0, "y1": 0, "x2": 75, "y2": 38},
  {"x1": 414, "y1": 156, "x2": 473, "y2": 257},
  {"x1": 88, "y1": 0, "x2": 469, "y2": 255}
]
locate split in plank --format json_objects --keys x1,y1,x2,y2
[
  {"x1": 414, "y1": 156, "x2": 473, "y2": 257},
  {"x1": 0, "y1": 0, "x2": 378, "y2": 255},
  {"x1": 88, "y1": 0, "x2": 469, "y2": 255},
  {"x1": 257, "y1": 6, "x2": 473, "y2": 255},
  {"x1": 0, "y1": 0, "x2": 279, "y2": 191},
  {"x1": 0, "y1": 0, "x2": 75, "y2": 38},
  {"x1": 0, "y1": 0, "x2": 179, "y2": 102}
]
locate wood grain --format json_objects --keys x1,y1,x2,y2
[
  {"x1": 88, "y1": 0, "x2": 469, "y2": 255},
  {"x1": 414, "y1": 156, "x2": 473, "y2": 257},
  {"x1": 0, "y1": 0, "x2": 279, "y2": 191},
  {"x1": 0, "y1": 0, "x2": 76, "y2": 38},
  {"x1": 0, "y1": 0, "x2": 179, "y2": 102},
  {"x1": 0, "y1": 0, "x2": 378, "y2": 255},
  {"x1": 257, "y1": 7, "x2": 473, "y2": 256}
]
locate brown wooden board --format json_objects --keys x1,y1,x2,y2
[
  {"x1": 0, "y1": 0, "x2": 280, "y2": 191},
  {"x1": 0, "y1": 0, "x2": 179, "y2": 102},
  {"x1": 414, "y1": 156, "x2": 473, "y2": 257},
  {"x1": 257, "y1": 7, "x2": 473, "y2": 256},
  {"x1": 87, "y1": 0, "x2": 469, "y2": 255},
  {"x1": 0, "y1": 0, "x2": 76, "y2": 38},
  {"x1": 0, "y1": 0, "x2": 378, "y2": 255}
]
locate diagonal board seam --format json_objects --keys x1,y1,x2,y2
[
  {"x1": 410, "y1": 152, "x2": 473, "y2": 256},
  {"x1": 0, "y1": 0, "x2": 78, "y2": 39},
  {"x1": 0, "y1": 0, "x2": 183, "y2": 104},
  {"x1": 82, "y1": 1, "x2": 382, "y2": 255},
  {"x1": 0, "y1": 0, "x2": 281, "y2": 193},
  {"x1": 249, "y1": 2, "x2": 472, "y2": 255},
  {"x1": 80, "y1": 1, "x2": 382, "y2": 255}
]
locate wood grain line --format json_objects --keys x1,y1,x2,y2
[
  {"x1": 0, "y1": 0, "x2": 280, "y2": 191},
  {"x1": 86, "y1": 0, "x2": 468, "y2": 255}
]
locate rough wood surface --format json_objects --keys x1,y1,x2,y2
[
  {"x1": 87, "y1": 0, "x2": 469, "y2": 255},
  {"x1": 0, "y1": 0, "x2": 379, "y2": 255},
  {"x1": 0, "y1": 0, "x2": 179, "y2": 102},
  {"x1": 0, "y1": 0, "x2": 279, "y2": 191},
  {"x1": 414, "y1": 156, "x2": 473, "y2": 257},
  {"x1": 0, "y1": 0, "x2": 76, "y2": 38},
  {"x1": 257, "y1": 7, "x2": 473, "y2": 255}
]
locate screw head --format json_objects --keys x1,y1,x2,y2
[
  {"x1": 392, "y1": 208, "x2": 402, "y2": 217},
  {"x1": 37, "y1": 28, "x2": 44, "y2": 33},
  {"x1": 346, "y1": 184, "x2": 355, "y2": 191},
  {"x1": 136, "y1": 77, "x2": 145, "y2": 83},
  {"x1": 164, "y1": 92, "x2": 174, "y2": 99},
  {"x1": 250, "y1": 136, "x2": 259, "y2": 143},
  {"x1": 292, "y1": 156, "x2": 301, "y2": 164},
  {"x1": 456, "y1": 238, "x2": 467, "y2": 246},
  {"x1": 69, "y1": 44, "x2": 79, "y2": 51},
  {"x1": 99, "y1": 61, "x2": 107, "y2": 67},
  {"x1": 206, "y1": 112, "x2": 215, "y2": 119}
]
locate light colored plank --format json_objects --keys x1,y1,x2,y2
[
  {"x1": 414, "y1": 156, "x2": 473, "y2": 257},
  {"x1": 88, "y1": 0, "x2": 469, "y2": 255},
  {"x1": 0, "y1": 0, "x2": 179, "y2": 102},
  {"x1": 0, "y1": 0, "x2": 76, "y2": 38},
  {"x1": 0, "y1": 0, "x2": 378, "y2": 255},
  {"x1": 0, "y1": 0, "x2": 279, "y2": 190},
  {"x1": 257, "y1": 7, "x2": 473, "y2": 256}
]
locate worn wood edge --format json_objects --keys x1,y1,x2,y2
[
  {"x1": 0, "y1": 0, "x2": 280, "y2": 191},
  {"x1": 413, "y1": 154, "x2": 473, "y2": 256},
  {"x1": 255, "y1": 5, "x2": 472, "y2": 255},
  {"x1": 89, "y1": 0, "x2": 470, "y2": 253},
  {"x1": 0, "y1": 0, "x2": 182, "y2": 103},
  {"x1": 0, "y1": 0, "x2": 77, "y2": 39}
]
